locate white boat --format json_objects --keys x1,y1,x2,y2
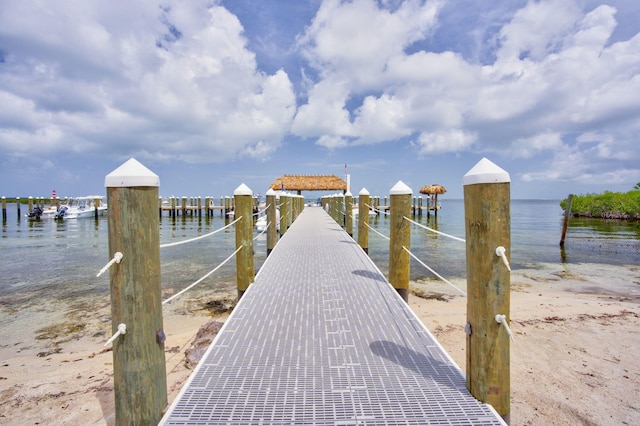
[
  {"x1": 255, "y1": 209, "x2": 280, "y2": 232},
  {"x1": 55, "y1": 196, "x2": 107, "y2": 219},
  {"x1": 26, "y1": 204, "x2": 63, "y2": 219}
]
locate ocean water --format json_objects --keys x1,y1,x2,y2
[{"x1": 0, "y1": 199, "x2": 638, "y2": 349}]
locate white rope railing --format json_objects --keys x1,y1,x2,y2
[
  {"x1": 253, "y1": 203, "x2": 270, "y2": 217},
  {"x1": 162, "y1": 246, "x2": 242, "y2": 305},
  {"x1": 366, "y1": 203, "x2": 390, "y2": 216},
  {"x1": 402, "y1": 246, "x2": 467, "y2": 296},
  {"x1": 160, "y1": 217, "x2": 241, "y2": 248},
  {"x1": 403, "y1": 216, "x2": 466, "y2": 243},
  {"x1": 254, "y1": 222, "x2": 270, "y2": 240},
  {"x1": 364, "y1": 222, "x2": 390, "y2": 240}
]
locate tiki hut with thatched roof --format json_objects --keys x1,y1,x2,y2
[
  {"x1": 269, "y1": 175, "x2": 347, "y2": 194},
  {"x1": 419, "y1": 184, "x2": 447, "y2": 213}
]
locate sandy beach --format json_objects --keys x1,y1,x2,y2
[{"x1": 1, "y1": 262, "x2": 638, "y2": 425}]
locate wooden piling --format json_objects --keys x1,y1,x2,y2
[
  {"x1": 559, "y1": 194, "x2": 573, "y2": 247},
  {"x1": 280, "y1": 194, "x2": 289, "y2": 235},
  {"x1": 16, "y1": 197, "x2": 20, "y2": 217},
  {"x1": 358, "y1": 189, "x2": 370, "y2": 254},
  {"x1": 287, "y1": 195, "x2": 293, "y2": 228},
  {"x1": 463, "y1": 157, "x2": 511, "y2": 422},
  {"x1": 266, "y1": 189, "x2": 277, "y2": 256},
  {"x1": 345, "y1": 191, "x2": 353, "y2": 237},
  {"x1": 104, "y1": 158, "x2": 167, "y2": 426},
  {"x1": 224, "y1": 196, "x2": 231, "y2": 217},
  {"x1": 234, "y1": 184, "x2": 254, "y2": 300},
  {"x1": 388, "y1": 181, "x2": 412, "y2": 301},
  {"x1": 2, "y1": 197, "x2": 6, "y2": 221}
]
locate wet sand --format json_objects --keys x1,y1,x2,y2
[{"x1": 1, "y1": 263, "x2": 639, "y2": 425}]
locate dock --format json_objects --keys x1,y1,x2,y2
[{"x1": 160, "y1": 206, "x2": 505, "y2": 425}]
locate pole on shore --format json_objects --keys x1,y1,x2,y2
[
  {"x1": 266, "y1": 189, "x2": 277, "y2": 256},
  {"x1": 358, "y1": 188, "x2": 370, "y2": 254},
  {"x1": 388, "y1": 181, "x2": 412, "y2": 302},
  {"x1": 463, "y1": 157, "x2": 511, "y2": 423},
  {"x1": 559, "y1": 194, "x2": 573, "y2": 247},
  {"x1": 234, "y1": 183, "x2": 255, "y2": 300},
  {"x1": 104, "y1": 158, "x2": 167, "y2": 426}
]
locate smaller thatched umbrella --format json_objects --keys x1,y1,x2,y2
[{"x1": 419, "y1": 184, "x2": 447, "y2": 211}]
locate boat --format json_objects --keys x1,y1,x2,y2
[
  {"x1": 255, "y1": 209, "x2": 280, "y2": 232},
  {"x1": 55, "y1": 196, "x2": 107, "y2": 220},
  {"x1": 25, "y1": 205, "x2": 60, "y2": 219}
]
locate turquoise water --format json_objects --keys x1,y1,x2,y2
[
  {"x1": 1, "y1": 200, "x2": 639, "y2": 304},
  {"x1": 1, "y1": 199, "x2": 638, "y2": 353}
]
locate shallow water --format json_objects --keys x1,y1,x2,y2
[{"x1": 1, "y1": 200, "x2": 638, "y2": 352}]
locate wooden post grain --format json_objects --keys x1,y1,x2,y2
[
  {"x1": 345, "y1": 191, "x2": 353, "y2": 236},
  {"x1": 358, "y1": 188, "x2": 370, "y2": 254},
  {"x1": 266, "y1": 189, "x2": 277, "y2": 256},
  {"x1": 104, "y1": 158, "x2": 167, "y2": 425},
  {"x1": 388, "y1": 181, "x2": 412, "y2": 301},
  {"x1": 280, "y1": 194, "x2": 289, "y2": 235},
  {"x1": 463, "y1": 158, "x2": 511, "y2": 422},
  {"x1": 234, "y1": 184, "x2": 254, "y2": 299}
]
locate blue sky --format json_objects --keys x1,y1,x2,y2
[{"x1": 1, "y1": 0, "x2": 639, "y2": 200}]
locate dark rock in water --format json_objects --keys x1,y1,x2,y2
[{"x1": 184, "y1": 320, "x2": 224, "y2": 369}]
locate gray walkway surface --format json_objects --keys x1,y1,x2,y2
[{"x1": 161, "y1": 207, "x2": 505, "y2": 425}]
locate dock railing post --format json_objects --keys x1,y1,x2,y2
[
  {"x1": 224, "y1": 196, "x2": 231, "y2": 218},
  {"x1": 266, "y1": 189, "x2": 277, "y2": 256},
  {"x1": 345, "y1": 191, "x2": 353, "y2": 236},
  {"x1": 463, "y1": 157, "x2": 511, "y2": 423},
  {"x1": 104, "y1": 158, "x2": 167, "y2": 426},
  {"x1": 389, "y1": 181, "x2": 412, "y2": 301},
  {"x1": 287, "y1": 194, "x2": 293, "y2": 228},
  {"x1": 358, "y1": 188, "x2": 370, "y2": 254},
  {"x1": 234, "y1": 184, "x2": 255, "y2": 300}
]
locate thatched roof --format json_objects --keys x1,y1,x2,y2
[
  {"x1": 419, "y1": 184, "x2": 447, "y2": 195},
  {"x1": 270, "y1": 175, "x2": 347, "y2": 191}
]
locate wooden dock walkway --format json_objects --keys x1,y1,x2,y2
[{"x1": 161, "y1": 206, "x2": 505, "y2": 425}]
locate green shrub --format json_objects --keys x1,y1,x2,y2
[{"x1": 560, "y1": 189, "x2": 640, "y2": 219}]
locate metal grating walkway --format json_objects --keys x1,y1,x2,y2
[{"x1": 161, "y1": 207, "x2": 505, "y2": 425}]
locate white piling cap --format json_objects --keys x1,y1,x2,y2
[
  {"x1": 390, "y1": 180, "x2": 412, "y2": 195},
  {"x1": 463, "y1": 157, "x2": 510, "y2": 186},
  {"x1": 345, "y1": 190, "x2": 352, "y2": 197},
  {"x1": 234, "y1": 183, "x2": 253, "y2": 196},
  {"x1": 359, "y1": 188, "x2": 370, "y2": 196},
  {"x1": 265, "y1": 188, "x2": 276, "y2": 196},
  {"x1": 105, "y1": 158, "x2": 159, "y2": 187}
]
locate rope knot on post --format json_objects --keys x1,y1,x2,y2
[
  {"x1": 495, "y1": 314, "x2": 515, "y2": 343},
  {"x1": 104, "y1": 323, "x2": 127, "y2": 347},
  {"x1": 495, "y1": 246, "x2": 511, "y2": 271},
  {"x1": 96, "y1": 252, "x2": 123, "y2": 277}
]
